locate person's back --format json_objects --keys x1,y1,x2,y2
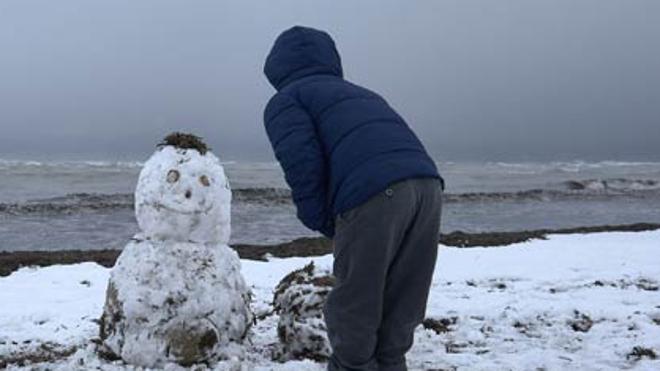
[
  {"x1": 264, "y1": 26, "x2": 441, "y2": 237},
  {"x1": 263, "y1": 26, "x2": 444, "y2": 371}
]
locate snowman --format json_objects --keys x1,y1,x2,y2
[{"x1": 99, "y1": 133, "x2": 253, "y2": 368}]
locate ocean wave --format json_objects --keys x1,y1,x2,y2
[
  {"x1": 232, "y1": 187, "x2": 292, "y2": 203},
  {"x1": 447, "y1": 178, "x2": 660, "y2": 203},
  {"x1": 486, "y1": 161, "x2": 660, "y2": 175},
  {"x1": 1, "y1": 180, "x2": 658, "y2": 216},
  {"x1": 443, "y1": 189, "x2": 651, "y2": 203},
  {"x1": 0, "y1": 193, "x2": 134, "y2": 215},
  {"x1": 0, "y1": 193, "x2": 133, "y2": 215},
  {"x1": 0, "y1": 159, "x2": 144, "y2": 170},
  {"x1": 0, "y1": 189, "x2": 293, "y2": 216},
  {"x1": 562, "y1": 178, "x2": 660, "y2": 192}
]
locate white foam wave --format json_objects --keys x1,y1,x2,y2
[{"x1": 0, "y1": 159, "x2": 144, "y2": 169}]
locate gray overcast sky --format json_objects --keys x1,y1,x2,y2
[{"x1": 0, "y1": 0, "x2": 658, "y2": 161}]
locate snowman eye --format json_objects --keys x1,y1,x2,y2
[
  {"x1": 199, "y1": 175, "x2": 210, "y2": 187},
  {"x1": 166, "y1": 169, "x2": 180, "y2": 183}
]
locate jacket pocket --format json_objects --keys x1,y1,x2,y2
[{"x1": 336, "y1": 186, "x2": 395, "y2": 227}]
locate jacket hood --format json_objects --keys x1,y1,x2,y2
[{"x1": 264, "y1": 26, "x2": 343, "y2": 90}]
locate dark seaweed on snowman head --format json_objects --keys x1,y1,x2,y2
[{"x1": 158, "y1": 132, "x2": 209, "y2": 155}]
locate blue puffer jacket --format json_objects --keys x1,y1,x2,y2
[{"x1": 263, "y1": 26, "x2": 442, "y2": 238}]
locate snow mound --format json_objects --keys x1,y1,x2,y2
[
  {"x1": 272, "y1": 262, "x2": 333, "y2": 362},
  {"x1": 2, "y1": 230, "x2": 660, "y2": 370}
]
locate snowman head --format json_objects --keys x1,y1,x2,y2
[{"x1": 135, "y1": 133, "x2": 231, "y2": 244}]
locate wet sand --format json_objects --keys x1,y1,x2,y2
[{"x1": 1, "y1": 223, "x2": 659, "y2": 277}]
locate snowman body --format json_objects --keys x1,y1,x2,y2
[{"x1": 99, "y1": 144, "x2": 252, "y2": 368}]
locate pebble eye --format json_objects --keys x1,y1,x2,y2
[
  {"x1": 166, "y1": 169, "x2": 180, "y2": 183},
  {"x1": 199, "y1": 175, "x2": 210, "y2": 187}
]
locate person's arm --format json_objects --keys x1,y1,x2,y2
[{"x1": 264, "y1": 93, "x2": 334, "y2": 238}]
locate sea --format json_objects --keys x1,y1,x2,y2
[{"x1": 1, "y1": 159, "x2": 660, "y2": 251}]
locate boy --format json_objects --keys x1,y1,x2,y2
[{"x1": 263, "y1": 26, "x2": 444, "y2": 371}]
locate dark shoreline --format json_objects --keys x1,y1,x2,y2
[{"x1": 1, "y1": 222, "x2": 659, "y2": 277}]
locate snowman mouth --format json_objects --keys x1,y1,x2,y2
[{"x1": 151, "y1": 202, "x2": 214, "y2": 215}]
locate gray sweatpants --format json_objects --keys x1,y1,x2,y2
[{"x1": 324, "y1": 177, "x2": 443, "y2": 371}]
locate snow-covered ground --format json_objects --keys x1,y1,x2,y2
[{"x1": 1, "y1": 231, "x2": 659, "y2": 370}]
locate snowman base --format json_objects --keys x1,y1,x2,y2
[{"x1": 99, "y1": 237, "x2": 253, "y2": 368}]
